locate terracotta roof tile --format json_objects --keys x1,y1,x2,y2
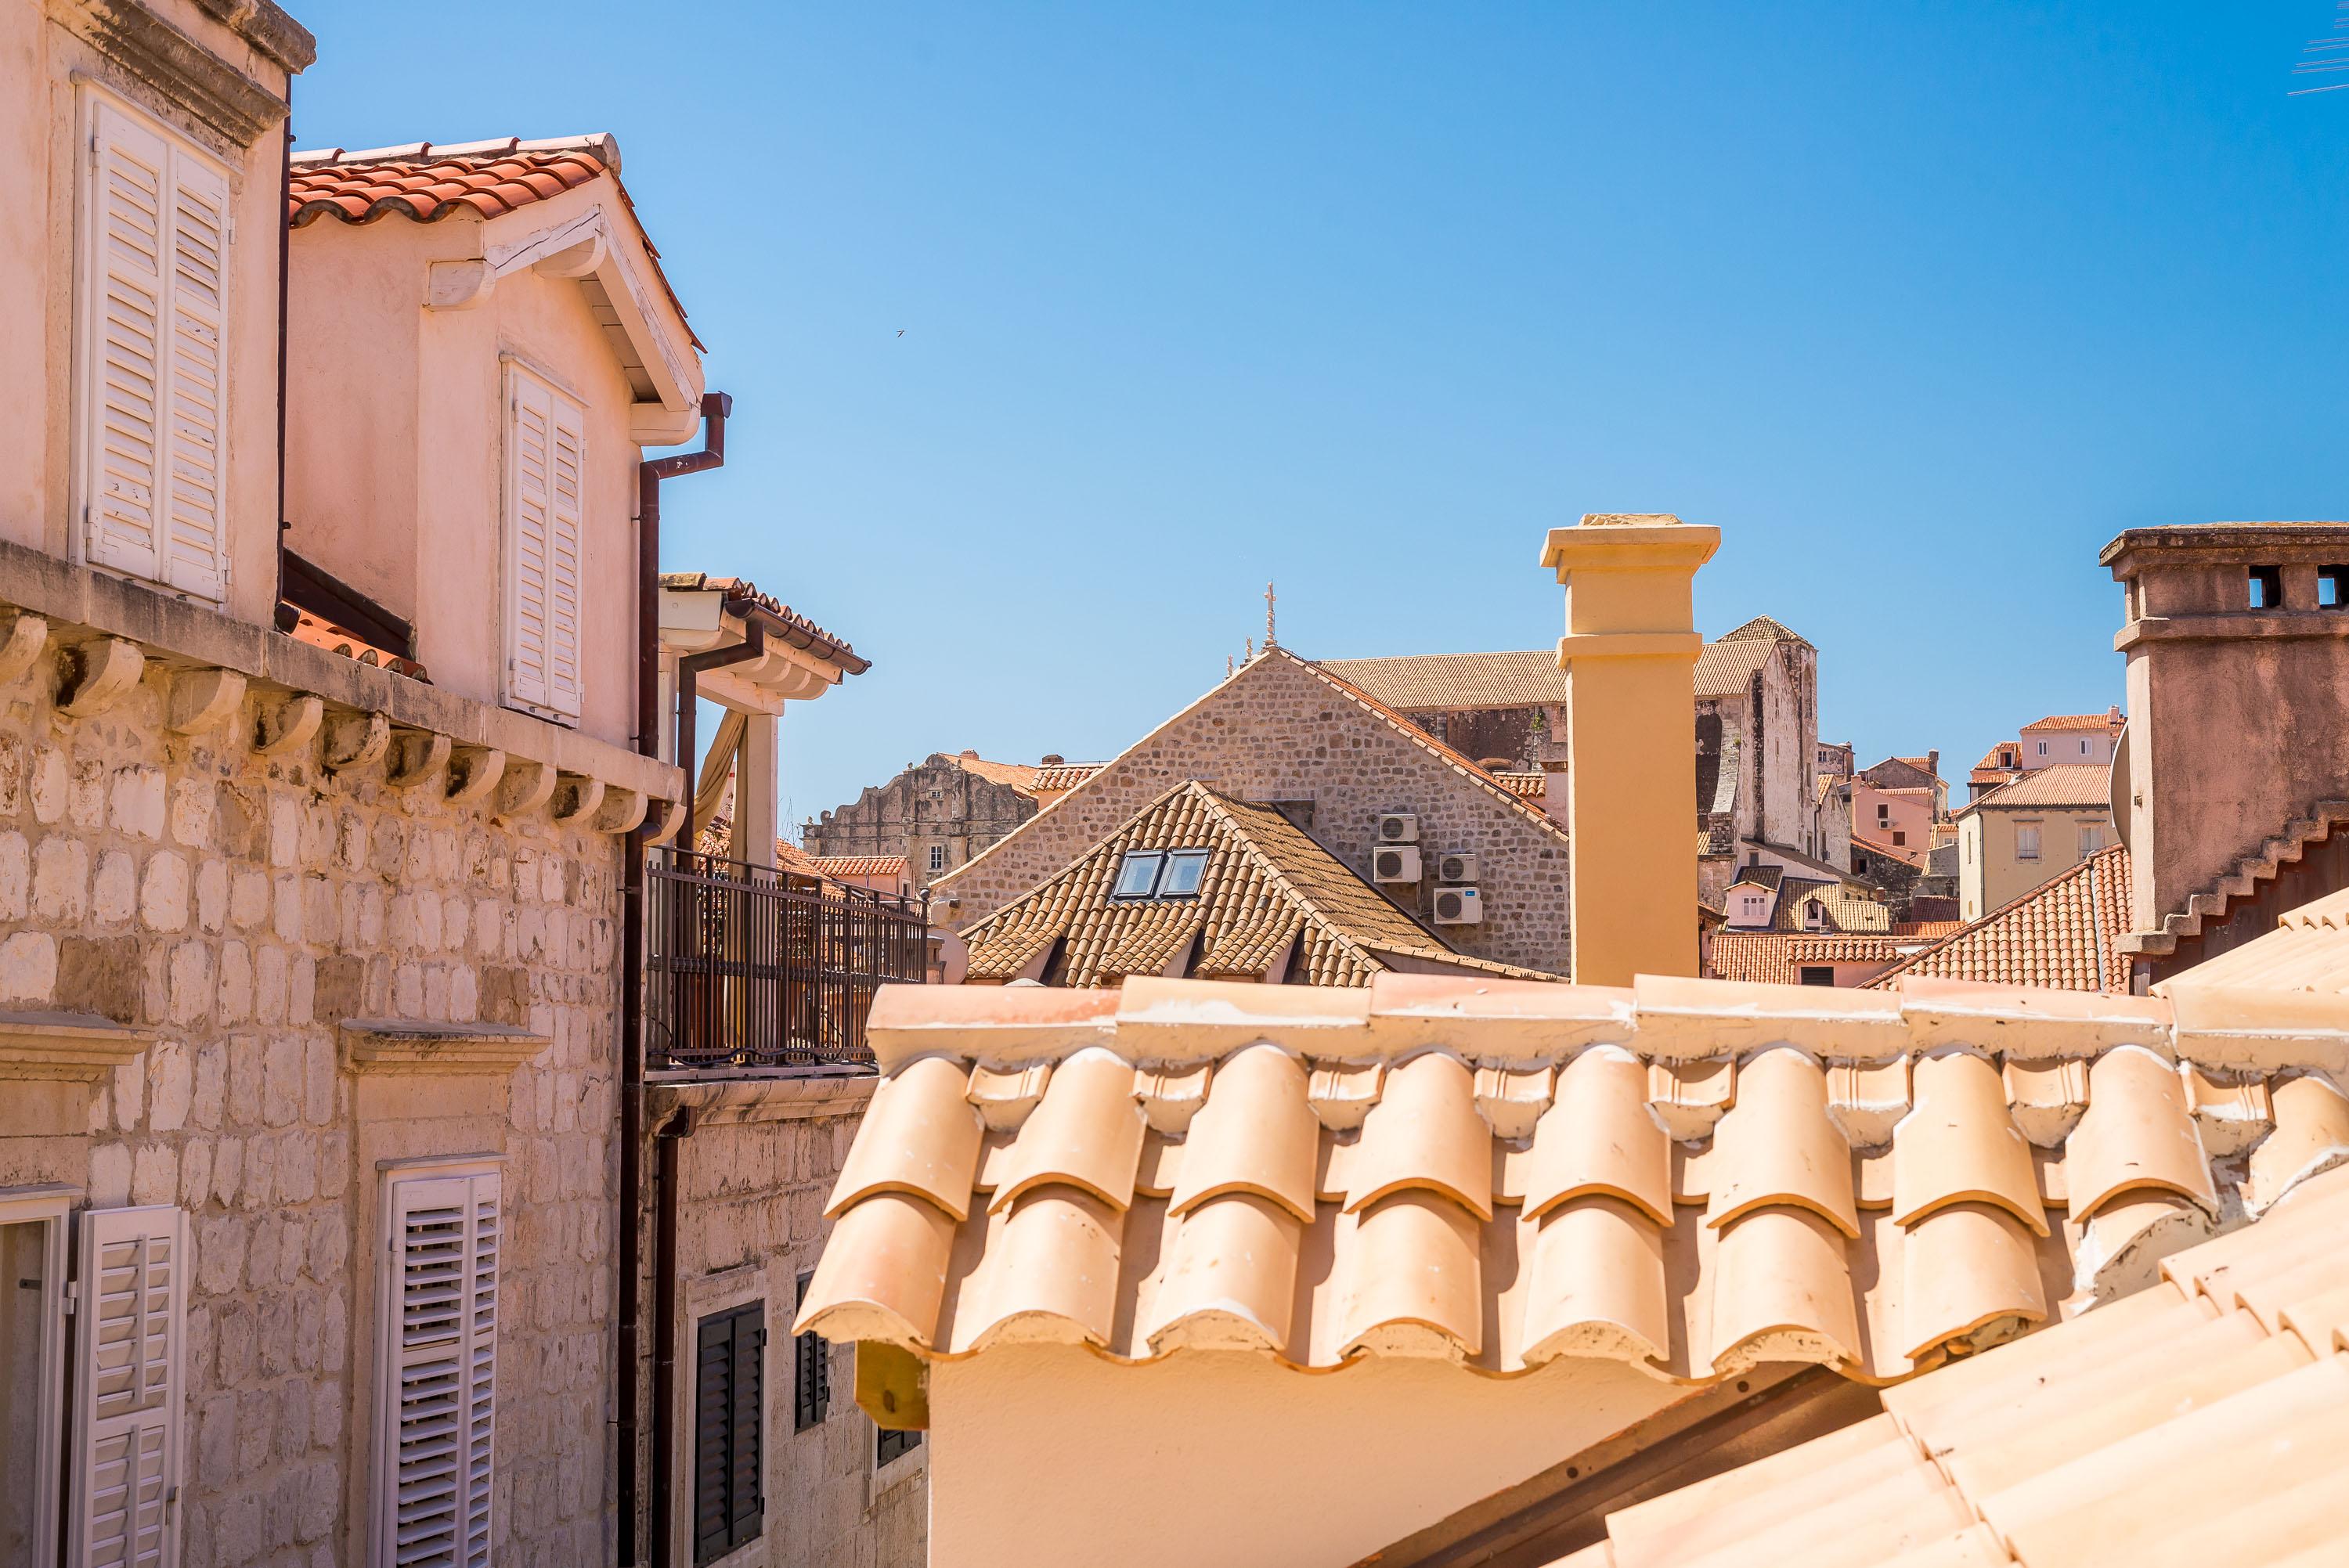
[
  {"x1": 939, "y1": 752, "x2": 1047, "y2": 793},
  {"x1": 659, "y1": 571, "x2": 866, "y2": 672},
  {"x1": 796, "y1": 965, "x2": 2349, "y2": 1390},
  {"x1": 960, "y1": 780, "x2": 1556, "y2": 987},
  {"x1": 280, "y1": 607, "x2": 429, "y2": 682},
  {"x1": 1492, "y1": 770, "x2": 1549, "y2": 798},
  {"x1": 1318, "y1": 622, "x2": 1806, "y2": 711},
  {"x1": 2021, "y1": 708, "x2": 2124, "y2": 733},
  {"x1": 1872, "y1": 845, "x2": 2132, "y2": 993},
  {"x1": 808, "y1": 855, "x2": 907, "y2": 880},
  {"x1": 1707, "y1": 933, "x2": 1911, "y2": 985},
  {"x1": 1960, "y1": 762, "x2": 2111, "y2": 813},
  {"x1": 1562, "y1": 1159, "x2": 2349, "y2": 1568},
  {"x1": 1030, "y1": 762, "x2": 1106, "y2": 794}
]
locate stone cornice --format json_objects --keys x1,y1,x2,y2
[
  {"x1": 341, "y1": 1019, "x2": 551, "y2": 1075},
  {"x1": 189, "y1": 0, "x2": 316, "y2": 73},
  {"x1": 0, "y1": 539, "x2": 684, "y2": 824},
  {"x1": 61, "y1": 0, "x2": 293, "y2": 149},
  {"x1": 644, "y1": 1069, "x2": 878, "y2": 1126},
  {"x1": 0, "y1": 1011, "x2": 155, "y2": 1081}
]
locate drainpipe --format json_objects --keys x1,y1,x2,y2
[
  {"x1": 650, "y1": 1105, "x2": 696, "y2": 1568},
  {"x1": 620, "y1": 391, "x2": 730, "y2": 1568},
  {"x1": 675, "y1": 617, "x2": 767, "y2": 802},
  {"x1": 276, "y1": 96, "x2": 293, "y2": 607}
]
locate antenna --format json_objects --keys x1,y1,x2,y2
[{"x1": 2292, "y1": 2, "x2": 2349, "y2": 94}]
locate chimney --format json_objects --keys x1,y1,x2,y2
[
  {"x1": 1543, "y1": 513, "x2": 1720, "y2": 985},
  {"x1": 2103, "y1": 523, "x2": 2349, "y2": 953}
]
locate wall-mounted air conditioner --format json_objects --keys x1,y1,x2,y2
[
  {"x1": 1377, "y1": 813, "x2": 1419, "y2": 844},
  {"x1": 1437, "y1": 851, "x2": 1479, "y2": 885},
  {"x1": 1433, "y1": 886, "x2": 1483, "y2": 925},
  {"x1": 1373, "y1": 845, "x2": 1421, "y2": 883}
]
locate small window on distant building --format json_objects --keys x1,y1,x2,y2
[
  {"x1": 877, "y1": 1425, "x2": 922, "y2": 1468},
  {"x1": 2250, "y1": 565, "x2": 2282, "y2": 609},
  {"x1": 2079, "y1": 824, "x2": 2102, "y2": 856},
  {"x1": 1891, "y1": 830, "x2": 1906, "y2": 846},
  {"x1": 2016, "y1": 824, "x2": 2042, "y2": 861},
  {"x1": 1112, "y1": 851, "x2": 1165, "y2": 899},
  {"x1": 927, "y1": 845, "x2": 945, "y2": 874},
  {"x1": 1876, "y1": 803, "x2": 1889, "y2": 825},
  {"x1": 1159, "y1": 849, "x2": 1211, "y2": 899},
  {"x1": 2035, "y1": 740, "x2": 2048, "y2": 757},
  {"x1": 1799, "y1": 966, "x2": 1835, "y2": 986},
  {"x1": 2322, "y1": 567, "x2": 2346, "y2": 608},
  {"x1": 2080, "y1": 739, "x2": 2091, "y2": 755}
]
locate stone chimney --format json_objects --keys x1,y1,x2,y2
[
  {"x1": 2103, "y1": 523, "x2": 2349, "y2": 940},
  {"x1": 1542, "y1": 514, "x2": 1720, "y2": 985}
]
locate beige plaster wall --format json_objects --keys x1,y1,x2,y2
[
  {"x1": 1855, "y1": 783, "x2": 1932, "y2": 856},
  {"x1": 936, "y1": 654, "x2": 1575, "y2": 975},
  {"x1": 0, "y1": 638, "x2": 622, "y2": 1567},
  {"x1": 929, "y1": 1347, "x2": 1691, "y2": 1568},
  {"x1": 0, "y1": 0, "x2": 290, "y2": 625},
  {"x1": 286, "y1": 190, "x2": 648, "y2": 752},
  {"x1": 1965, "y1": 802, "x2": 2109, "y2": 919}
]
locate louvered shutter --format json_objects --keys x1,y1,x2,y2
[
  {"x1": 505, "y1": 377, "x2": 555, "y2": 713},
  {"x1": 70, "y1": 1204, "x2": 189, "y2": 1568},
  {"x1": 83, "y1": 97, "x2": 229, "y2": 601},
  {"x1": 692, "y1": 1304, "x2": 765, "y2": 1565},
  {"x1": 544, "y1": 397, "x2": 586, "y2": 719},
  {"x1": 377, "y1": 1171, "x2": 500, "y2": 1568},
  {"x1": 794, "y1": 1271, "x2": 829, "y2": 1431}
]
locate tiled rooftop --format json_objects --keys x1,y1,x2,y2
[
  {"x1": 943, "y1": 751, "x2": 1052, "y2": 795},
  {"x1": 1962, "y1": 762, "x2": 2111, "y2": 813},
  {"x1": 1317, "y1": 620, "x2": 1806, "y2": 711},
  {"x1": 794, "y1": 967, "x2": 2349, "y2": 1390},
  {"x1": 809, "y1": 855, "x2": 908, "y2": 880},
  {"x1": 1875, "y1": 845, "x2": 2133, "y2": 993},
  {"x1": 2162, "y1": 885, "x2": 2349, "y2": 994},
  {"x1": 961, "y1": 781, "x2": 1556, "y2": 987},
  {"x1": 1030, "y1": 762, "x2": 1106, "y2": 794},
  {"x1": 1708, "y1": 933, "x2": 1912, "y2": 985},
  {"x1": 2021, "y1": 709, "x2": 2123, "y2": 733},
  {"x1": 1556, "y1": 1158, "x2": 2349, "y2": 1568},
  {"x1": 1492, "y1": 770, "x2": 1550, "y2": 799},
  {"x1": 287, "y1": 136, "x2": 613, "y2": 227},
  {"x1": 279, "y1": 607, "x2": 428, "y2": 682},
  {"x1": 659, "y1": 571, "x2": 866, "y2": 672}
]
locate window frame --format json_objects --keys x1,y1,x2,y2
[
  {"x1": 693, "y1": 1301, "x2": 767, "y2": 1566},
  {"x1": 0, "y1": 1186, "x2": 75, "y2": 1568},
  {"x1": 1110, "y1": 850, "x2": 1167, "y2": 900},
  {"x1": 500, "y1": 356, "x2": 589, "y2": 723},
  {"x1": 1157, "y1": 849, "x2": 1211, "y2": 899},
  {"x1": 793, "y1": 1271, "x2": 830, "y2": 1433},
  {"x1": 2015, "y1": 822, "x2": 2043, "y2": 861},
  {"x1": 926, "y1": 844, "x2": 946, "y2": 874}
]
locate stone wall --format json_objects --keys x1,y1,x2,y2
[
  {"x1": 0, "y1": 644, "x2": 622, "y2": 1568},
  {"x1": 935, "y1": 652, "x2": 1575, "y2": 975},
  {"x1": 803, "y1": 754, "x2": 1037, "y2": 888},
  {"x1": 658, "y1": 1080, "x2": 925, "y2": 1568}
]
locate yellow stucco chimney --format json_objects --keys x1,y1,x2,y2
[{"x1": 1543, "y1": 514, "x2": 1720, "y2": 985}]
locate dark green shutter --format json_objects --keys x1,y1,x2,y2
[
  {"x1": 693, "y1": 1304, "x2": 766, "y2": 1564},
  {"x1": 795, "y1": 1271, "x2": 830, "y2": 1431}
]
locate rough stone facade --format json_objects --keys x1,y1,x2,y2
[
  {"x1": 933, "y1": 651, "x2": 1574, "y2": 976},
  {"x1": 803, "y1": 753, "x2": 1038, "y2": 889},
  {"x1": 655, "y1": 1082, "x2": 925, "y2": 1568},
  {"x1": 0, "y1": 641, "x2": 623, "y2": 1568}
]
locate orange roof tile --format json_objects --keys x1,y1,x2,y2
[
  {"x1": 1852, "y1": 829, "x2": 1929, "y2": 869},
  {"x1": 796, "y1": 968, "x2": 2349, "y2": 1392},
  {"x1": 2021, "y1": 708, "x2": 2123, "y2": 733},
  {"x1": 1872, "y1": 845, "x2": 2133, "y2": 993},
  {"x1": 1959, "y1": 762, "x2": 2111, "y2": 813},
  {"x1": 659, "y1": 572, "x2": 867, "y2": 672},
  {"x1": 280, "y1": 607, "x2": 428, "y2": 682},
  {"x1": 1492, "y1": 770, "x2": 1549, "y2": 798},
  {"x1": 1030, "y1": 762, "x2": 1106, "y2": 794},
  {"x1": 1707, "y1": 933, "x2": 1911, "y2": 984},
  {"x1": 809, "y1": 856, "x2": 908, "y2": 880},
  {"x1": 1559, "y1": 1158, "x2": 2349, "y2": 1568}
]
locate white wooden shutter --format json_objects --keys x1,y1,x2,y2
[
  {"x1": 377, "y1": 1170, "x2": 500, "y2": 1568},
  {"x1": 545, "y1": 397, "x2": 586, "y2": 719},
  {"x1": 83, "y1": 96, "x2": 230, "y2": 601},
  {"x1": 505, "y1": 374, "x2": 556, "y2": 714},
  {"x1": 70, "y1": 1204, "x2": 189, "y2": 1568}
]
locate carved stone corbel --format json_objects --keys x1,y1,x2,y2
[
  {"x1": 165, "y1": 668, "x2": 248, "y2": 734},
  {"x1": 254, "y1": 694, "x2": 324, "y2": 756},
  {"x1": 494, "y1": 759, "x2": 557, "y2": 817},
  {"x1": 548, "y1": 775, "x2": 605, "y2": 826},
  {"x1": 445, "y1": 747, "x2": 507, "y2": 805},
  {"x1": 384, "y1": 731, "x2": 453, "y2": 788},
  {"x1": 0, "y1": 612, "x2": 48, "y2": 686},
  {"x1": 590, "y1": 787, "x2": 649, "y2": 835},
  {"x1": 58, "y1": 639, "x2": 146, "y2": 716},
  {"x1": 323, "y1": 711, "x2": 390, "y2": 771},
  {"x1": 425, "y1": 258, "x2": 495, "y2": 311},
  {"x1": 642, "y1": 798, "x2": 689, "y2": 845},
  {"x1": 532, "y1": 229, "x2": 608, "y2": 279}
]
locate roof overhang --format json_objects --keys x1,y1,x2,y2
[{"x1": 660, "y1": 585, "x2": 857, "y2": 712}]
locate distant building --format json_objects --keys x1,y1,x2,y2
[
  {"x1": 1850, "y1": 752, "x2": 1943, "y2": 861},
  {"x1": 1968, "y1": 707, "x2": 2123, "y2": 800},
  {"x1": 1872, "y1": 843, "x2": 2133, "y2": 993},
  {"x1": 803, "y1": 749, "x2": 1051, "y2": 885},
  {"x1": 1954, "y1": 761, "x2": 2114, "y2": 921}
]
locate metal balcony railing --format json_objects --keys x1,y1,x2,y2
[{"x1": 644, "y1": 847, "x2": 928, "y2": 1073}]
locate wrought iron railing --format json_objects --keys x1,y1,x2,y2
[{"x1": 644, "y1": 847, "x2": 929, "y2": 1072}]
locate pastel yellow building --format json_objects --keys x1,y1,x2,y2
[{"x1": 1955, "y1": 761, "x2": 2114, "y2": 920}]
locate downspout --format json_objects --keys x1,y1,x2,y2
[
  {"x1": 275, "y1": 94, "x2": 293, "y2": 607},
  {"x1": 651, "y1": 1105, "x2": 696, "y2": 1568},
  {"x1": 675, "y1": 617, "x2": 767, "y2": 801},
  {"x1": 620, "y1": 391, "x2": 731, "y2": 1568}
]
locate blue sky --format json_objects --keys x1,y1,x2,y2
[{"x1": 292, "y1": 2, "x2": 2349, "y2": 827}]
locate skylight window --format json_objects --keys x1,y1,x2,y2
[
  {"x1": 1160, "y1": 849, "x2": 1210, "y2": 898},
  {"x1": 1112, "y1": 851, "x2": 1166, "y2": 899}
]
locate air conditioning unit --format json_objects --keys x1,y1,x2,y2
[
  {"x1": 1372, "y1": 845, "x2": 1421, "y2": 883},
  {"x1": 1433, "y1": 885, "x2": 1483, "y2": 925},
  {"x1": 1377, "y1": 813, "x2": 1419, "y2": 844},
  {"x1": 1437, "y1": 851, "x2": 1480, "y2": 885}
]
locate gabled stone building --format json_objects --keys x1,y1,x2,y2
[{"x1": 802, "y1": 749, "x2": 1046, "y2": 887}]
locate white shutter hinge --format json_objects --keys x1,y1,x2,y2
[{"x1": 63, "y1": 1280, "x2": 78, "y2": 1316}]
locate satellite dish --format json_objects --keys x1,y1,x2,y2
[{"x1": 2109, "y1": 719, "x2": 2133, "y2": 852}]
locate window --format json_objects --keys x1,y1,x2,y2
[
  {"x1": 794, "y1": 1274, "x2": 829, "y2": 1433},
  {"x1": 2249, "y1": 565, "x2": 2282, "y2": 610},
  {"x1": 2, "y1": 1191, "x2": 72, "y2": 1567},
  {"x1": 1891, "y1": 831, "x2": 1906, "y2": 846},
  {"x1": 2079, "y1": 824, "x2": 2102, "y2": 856},
  {"x1": 926, "y1": 845, "x2": 945, "y2": 874},
  {"x1": 877, "y1": 1425, "x2": 922, "y2": 1468},
  {"x1": 2035, "y1": 741, "x2": 2048, "y2": 757},
  {"x1": 694, "y1": 1303, "x2": 765, "y2": 1565},
  {"x1": 78, "y1": 91, "x2": 232, "y2": 601},
  {"x1": 1876, "y1": 804, "x2": 1889, "y2": 825},
  {"x1": 375, "y1": 1164, "x2": 500, "y2": 1568},
  {"x1": 1111, "y1": 851, "x2": 1164, "y2": 899},
  {"x1": 2322, "y1": 567, "x2": 2346, "y2": 607},
  {"x1": 1799, "y1": 966, "x2": 1835, "y2": 986},
  {"x1": 503, "y1": 362, "x2": 586, "y2": 720},
  {"x1": 69, "y1": 1204, "x2": 189, "y2": 1568},
  {"x1": 2079, "y1": 739, "x2": 2091, "y2": 755},
  {"x1": 1159, "y1": 849, "x2": 1210, "y2": 899},
  {"x1": 2015, "y1": 824, "x2": 2042, "y2": 861}
]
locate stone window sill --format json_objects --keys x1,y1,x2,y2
[
  {"x1": 0, "y1": 1011, "x2": 153, "y2": 1081},
  {"x1": 341, "y1": 1018, "x2": 550, "y2": 1075}
]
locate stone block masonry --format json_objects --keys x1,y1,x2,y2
[{"x1": 0, "y1": 638, "x2": 623, "y2": 1568}]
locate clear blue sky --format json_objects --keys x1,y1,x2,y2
[{"x1": 293, "y1": 2, "x2": 2349, "y2": 827}]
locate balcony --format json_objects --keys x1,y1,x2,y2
[{"x1": 644, "y1": 846, "x2": 928, "y2": 1074}]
